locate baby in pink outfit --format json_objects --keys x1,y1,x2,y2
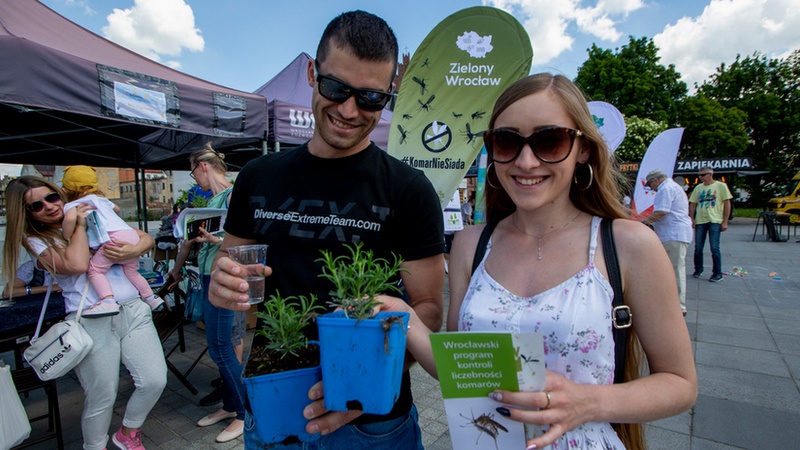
[{"x1": 61, "y1": 165, "x2": 163, "y2": 317}]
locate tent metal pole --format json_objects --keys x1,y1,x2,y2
[
  {"x1": 139, "y1": 167, "x2": 149, "y2": 232},
  {"x1": 133, "y1": 149, "x2": 144, "y2": 231},
  {"x1": 133, "y1": 169, "x2": 142, "y2": 230}
]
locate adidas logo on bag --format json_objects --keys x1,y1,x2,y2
[
  {"x1": 38, "y1": 344, "x2": 72, "y2": 375},
  {"x1": 39, "y1": 351, "x2": 66, "y2": 374}
]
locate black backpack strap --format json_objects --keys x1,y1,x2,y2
[
  {"x1": 471, "y1": 221, "x2": 499, "y2": 275},
  {"x1": 601, "y1": 218, "x2": 631, "y2": 384}
]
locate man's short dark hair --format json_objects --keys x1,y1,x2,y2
[{"x1": 316, "y1": 10, "x2": 398, "y2": 77}]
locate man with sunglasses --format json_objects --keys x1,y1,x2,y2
[
  {"x1": 688, "y1": 168, "x2": 732, "y2": 282},
  {"x1": 209, "y1": 10, "x2": 444, "y2": 450}
]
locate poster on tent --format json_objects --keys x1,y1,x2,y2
[
  {"x1": 588, "y1": 101, "x2": 626, "y2": 154},
  {"x1": 632, "y1": 128, "x2": 684, "y2": 219},
  {"x1": 388, "y1": 6, "x2": 532, "y2": 208}
]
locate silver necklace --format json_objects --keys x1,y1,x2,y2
[{"x1": 511, "y1": 211, "x2": 582, "y2": 260}]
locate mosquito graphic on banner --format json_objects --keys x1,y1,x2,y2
[{"x1": 388, "y1": 6, "x2": 532, "y2": 209}]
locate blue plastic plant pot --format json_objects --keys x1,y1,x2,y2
[
  {"x1": 242, "y1": 363, "x2": 321, "y2": 444},
  {"x1": 317, "y1": 311, "x2": 410, "y2": 415}
]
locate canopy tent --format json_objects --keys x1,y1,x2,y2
[
  {"x1": 254, "y1": 52, "x2": 392, "y2": 151},
  {"x1": 0, "y1": 0, "x2": 268, "y2": 171}
]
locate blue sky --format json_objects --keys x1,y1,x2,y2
[
  {"x1": 2, "y1": 0, "x2": 797, "y2": 178},
  {"x1": 39, "y1": 0, "x2": 798, "y2": 92}
]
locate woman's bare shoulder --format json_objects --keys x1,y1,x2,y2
[{"x1": 608, "y1": 217, "x2": 664, "y2": 258}]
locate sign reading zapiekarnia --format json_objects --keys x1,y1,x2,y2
[{"x1": 675, "y1": 157, "x2": 753, "y2": 173}]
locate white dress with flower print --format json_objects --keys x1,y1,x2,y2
[{"x1": 458, "y1": 216, "x2": 625, "y2": 449}]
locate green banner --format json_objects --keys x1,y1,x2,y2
[{"x1": 389, "y1": 6, "x2": 532, "y2": 207}]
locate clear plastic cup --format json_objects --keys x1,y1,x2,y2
[{"x1": 227, "y1": 244, "x2": 267, "y2": 304}]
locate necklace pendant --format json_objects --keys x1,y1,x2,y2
[{"x1": 513, "y1": 211, "x2": 582, "y2": 263}]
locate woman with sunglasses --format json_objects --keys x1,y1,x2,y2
[
  {"x1": 168, "y1": 143, "x2": 245, "y2": 443},
  {"x1": 2, "y1": 176, "x2": 167, "y2": 450},
  {"x1": 378, "y1": 74, "x2": 697, "y2": 449}
]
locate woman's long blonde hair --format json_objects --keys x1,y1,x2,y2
[
  {"x1": 484, "y1": 73, "x2": 629, "y2": 224},
  {"x1": 2, "y1": 177, "x2": 66, "y2": 294},
  {"x1": 483, "y1": 74, "x2": 644, "y2": 449}
]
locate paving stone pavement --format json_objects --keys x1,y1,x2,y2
[{"x1": 9, "y1": 217, "x2": 800, "y2": 449}]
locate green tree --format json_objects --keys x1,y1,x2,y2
[
  {"x1": 575, "y1": 36, "x2": 688, "y2": 125},
  {"x1": 615, "y1": 116, "x2": 667, "y2": 163},
  {"x1": 677, "y1": 96, "x2": 749, "y2": 160},
  {"x1": 175, "y1": 185, "x2": 209, "y2": 208},
  {"x1": 698, "y1": 50, "x2": 800, "y2": 204},
  {"x1": 174, "y1": 189, "x2": 191, "y2": 207}
]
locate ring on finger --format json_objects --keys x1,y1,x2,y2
[{"x1": 543, "y1": 391, "x2": 552, "y2": 410}]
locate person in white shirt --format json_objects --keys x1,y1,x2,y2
[
  {"x1": 642, "y1": 169, "x2": 693, "y2": 315},
  {"x1": 1, "y1": 259, "x2": 58, "y2": 298}
]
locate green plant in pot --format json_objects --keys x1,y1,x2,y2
[
  {"x1": 242, "y1": 292, "x2": 325, "y2": 445},
  {"x1": 315, "y1": 242, "x2": 411, "y2": 415}
]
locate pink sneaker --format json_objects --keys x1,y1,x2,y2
[
  {"x1": 145, "y1": 295, "x2": 164, "y2": 311},
  {"x1": 82, "y1": 301, "x2": 119, "y2": 318},
  {"x1": 112, "y1": 427, "x2": 145, "y2": 450}
]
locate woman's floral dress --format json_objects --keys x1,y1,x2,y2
[{"x1": 459, "y1": 216, "x2": 625, "y2": 449}]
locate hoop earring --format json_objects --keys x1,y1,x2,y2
[
  {"x1": 486, "y1": 162, "x2": 501, "y2": 189},
  {"x1": 574, "y1": 163, "x2": 594, "y2": 191}
]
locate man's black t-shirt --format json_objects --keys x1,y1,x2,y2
[{"x1": 225, "y1": 143, "x2": 444, "y2": 422}]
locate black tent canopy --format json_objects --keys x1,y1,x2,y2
[{"x1": 0, "y1": 0, "x2": 268, "y2": 171}]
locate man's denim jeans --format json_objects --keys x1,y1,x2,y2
[{"x1": 694, "y1": 222, "x2": 722, "y2": 276}]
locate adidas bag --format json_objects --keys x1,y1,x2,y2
[{"x1": 23, "y1": 283, "x2": 94, "y2": 381}]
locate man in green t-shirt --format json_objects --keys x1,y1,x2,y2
[{"x1": 688, "y1": 168, "x2": 732, "y2": 282}]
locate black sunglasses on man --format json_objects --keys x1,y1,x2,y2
[{"x1": 314, "y1": 61, "x2": 394, "y2": 112}]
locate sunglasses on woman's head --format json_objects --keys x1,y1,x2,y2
[
  {"x1": 314, "y1": 63, "x2": 394, "y2": 112},
  {"x1": 27, "y1": 192, "x2": 62, "y2": 213},
  {"x1": 484, "y1": 126, "x2": 583, "y2": 164}
]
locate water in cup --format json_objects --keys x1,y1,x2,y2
[
  {"x1": 244, "y1": 276, "x2": 265, "y2": 304},
  {"x1": 227, "y1": 244, "x2": 268, "y2": 305}
]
